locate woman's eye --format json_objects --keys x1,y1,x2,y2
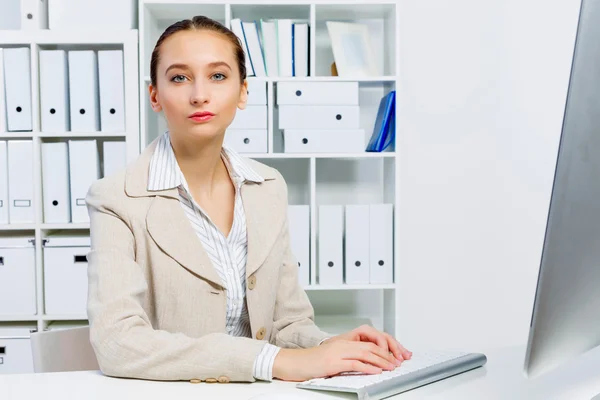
[
  {"x1": 171, "y1": 75, "x2": 187, "y2": 83},
  {"x1": 212, "y1": 73, "x2": 226, "y2": 81}
]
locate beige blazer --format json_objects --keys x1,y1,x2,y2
[{"x1": 86, "y1": 139, "x2": 329, "y2": 382}]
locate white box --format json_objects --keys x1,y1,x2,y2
[
  {"x1": 40, "y1": 50, "x2": 70, "y2": 133},
  {"x1": 288, "y1": 205, "x2": 310, "y2": 287},
  {"x1": 68, "y1": 51, "x2": 100, "y2": 132},
  {"x1": 0, "y1": 237, "x2": 36, "y2": 315},
  {"x1": 0, "y1": 49, "x2": 6, "y2": 132},
  {"x1": 48, "y1": 0, "x2": 136, "y2": 30},
  {"x1": 224, "y1": 129, "x2": 267, "y2": 154},
  {"x1": 0, "y1": 0, "x2": 21, "y2": 30},
  {"x1": 278, "y1": 106, "x2": 360, "y2": 130},
  {"x1": 369, "y1": 204, "x2": 394, "y2": 284},
  {"x1": 318, "y1": 205, "x2": 344, "y2": 285},
  {"x1": 0, "y1": 141, "x2": 8, "y2": 224},
  {"x1": 344, "y1": 205, "x2": 370, "y2": 284},
  {"x1": 3, "y1": 48, "x2": 33, "y2": 132},
  {"x1": 246, "y1": 80, "x2": 267, "y2": 105},
  {"x1": 8, "y1": 140, "x2": 34, "y2": 224},
  {"x1": 21, "y1": 0, "x2": 49, "y2": 30},
  {"x1": 98, "y1": 50, "x2": 125, "y2": 132},
  {"x1": 277, "y1": 82, "x2": 359, "y2": 105},
  {"x1": 283, "y1": 129, "x2": 365, "y2": 153},
  {"x1": 102, "y1": 141, "x2": 127, "y2": 177},
  {"x1": 68, "y1": 140, "x2": 100, "y2": 223},
  {"x1": 42, "y1": 142, "x2": 71, "y2": 223},
  {"x1": 0, "y1": 326, "x2": 34, "y2": 374},
  {"x1": 43, "y1": 236, "x2": 91, "y2": 315},
  {"x1": 229, "y1": 105, "x2": 267, "y2": 129}
]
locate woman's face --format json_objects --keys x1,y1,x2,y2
[{"x1": 149, "y1": 29, "x2": 247, "y2": 142}]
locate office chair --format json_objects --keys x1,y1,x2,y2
[{"x1": 30, "y1": 326, "x2": 99, "y2": 373}]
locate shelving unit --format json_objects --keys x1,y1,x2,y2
[
  {"x1": 139, "y1": 0, "x2": 400, "y2": 336},
  {"x1": 0, "y1": 29, "x2": 140, "y2": 333}
]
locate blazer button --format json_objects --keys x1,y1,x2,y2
[
  {"x1": 218, "y1": 376, "x2": 230, "y2": 383},
  {"x1": 205, "y1": 378, "x2": 218, "y2": 383},
  {"x1": 248, "y1": 275, "x2": 257, "y2": 290},
  {"x1": 256, "y1": 327, "x2": 266, "y2": 340}
]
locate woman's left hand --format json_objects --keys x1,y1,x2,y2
[{"x1": 324, "y1": 325, "x2": 412, "y2": 364}]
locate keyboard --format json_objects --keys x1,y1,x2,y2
[{"x1": 296, "y1": 351, "x2": 487, "y2": 400}]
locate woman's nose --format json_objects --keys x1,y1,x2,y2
[{"x1": 190, "y1": 82, "x2": 209, "y2": 105}]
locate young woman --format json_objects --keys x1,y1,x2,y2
[{"x1": 85, "y1": 16, "x2": 411, "y2": 383}]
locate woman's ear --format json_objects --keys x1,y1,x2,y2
[
  {"x1": 149, "y1": 84, "x2": 162, "y2": 112},
  {"x1": 237, "y1": 79, "x2": 248, "y2": 110}
]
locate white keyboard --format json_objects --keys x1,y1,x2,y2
[{"x1": 297, "y1": 351, "x2": 487, "y2": 400}]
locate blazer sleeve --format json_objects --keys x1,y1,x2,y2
[
  {"x1": 269, "y1": 175, "x2": 332, "y2": 348},
  {"x1": 85, "y1": 177, "x2": 266, "y2": 382}
]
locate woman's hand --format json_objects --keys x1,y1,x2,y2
[
  {"x1": 324, "y1": 325, "x2": 412, "y2": 363},
  {"x1": 273, "y1": 339, "x2": 402, "y2": 382}
]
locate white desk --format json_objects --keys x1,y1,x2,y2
[{"x1": 2, "y1": 346, "x2": 600, "y2": 400}]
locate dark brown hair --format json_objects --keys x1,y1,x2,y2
[{"x1": 150, "y1": 16, "x2": 246, "y2": 87}]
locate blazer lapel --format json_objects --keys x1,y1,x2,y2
[
  {"x1": 242, "y1": 181, "x2": 286, "y2": 278},
  {"x1": 146, "y1": 194, "x2": 224, "y2": 289}
]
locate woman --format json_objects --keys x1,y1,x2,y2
[{"x1": 86, "y1": 15, "x2": 411, "y2": 383}]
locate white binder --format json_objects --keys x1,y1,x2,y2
[
  {"x1": 40, "y1": 50, "x2": 70, "y2": 133},
  {"x1": 283, "y1": 129, "x2": 365, "y2": 153},
  {"x1": 0, "y1": 0, "x2": 20, "y2": 30},
  {"x1": 277, "y1": 19, "x2": 293, "y2": 77},
  {"x1": 3, "y1": 48, "x2": 32, "y2": 132},
  {"x1": 20, "y1": 0, "x2": 48, "y2": 30},
  {"x1": 344, "y1": 205, "x2": 370, "y2": 284},
  {"x1": 293, "y1": 23, "x2": 309, "y2": 77},
  {"x1": 229, "y1": 105, "x2": 267, "y2": 130},
  {"x1": 369, "y1": 204, "x2": 394, "y2": 284},
  {"x1": 7, "y1": 140, "x2": 34, "y2": 223},
  {"x1": 68, "y1": 51, "x2": 100, "y2": 132},
  {"x1": 278, "y1": 106, "x2": 360, "y2": 130},
  {"x1": 318, "y1": 205, "x2": 344, "y2": 285},
  {"x1": 0, "y1": 141, "x2": 8, "y2": 224},
  {"x1": 0, "y1": 237, "x2": 36, "y2": 315},
  {"x1": 42, "y1": 142, "x2": 71, "y2": 223},
  {"x1": 102, "y1": 141, "x2": 126, "y2": 177},
  {"x1": 98, "y1": 50, "x2": 125, "y2": 132},
  {"x1": 230, "y1": 19, "x2": 254, "y2": 77},
  {"x1": 224, "y1": 129, "x2": 267, "y2": 154},
  {"x1": 0, "y1": 49, "x2": 6, "y2": 132},
  {"x1": 68, "y1": 140, "x2": 100, "y2": 223},
  {"x1": 288, "y1": 205, "x2": 310, "y2": 287}
]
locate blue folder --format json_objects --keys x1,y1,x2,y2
[{"x1": 366, "y1": 91, "x2": 396, "y2": 152}]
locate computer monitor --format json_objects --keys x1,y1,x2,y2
[{"x1": 524, "y1": 0, "x2": 600, "y2": 380}]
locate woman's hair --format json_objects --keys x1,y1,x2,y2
[{"x1": 150, "y1": 15, "x2": 247, "y2": 87}]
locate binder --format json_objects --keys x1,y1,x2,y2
[
  {"x1": 20, "y1": 0, "x2": 48, "y2": 30},
  {"x1": 42, "y1": 142, "x2": 71, "y2": 223},
  {"x1": 260, "y1": 20, "x2": 279, "y2": 77},
  {"x1": 283, "y1": 129, "x2": 365, "y2": 153},
  {"x1": 242, "y1": 21, "x2": 266, "y2": 77},
  {"x1": 0, "y1": 0, "x2": 20, "y2": 30},
  {"x1": 288, "y1": 205, "x2": 310, "y2": 287},
  {"x1": 277, "y1": 19, "x2": 293, "y2": 77},
  {"x1": 3, "y1": 48, "x2": 33, "y2": 132},
  {"x1": 278, "y1": 105, "x2": 360, "y2": 130},
  {"x1": 366, "y1": 91, "x2": 396, "y2": 152},
  {"x1": 292, "y1": 23, "x2": 309, "y2": 77},
  {"x1": 230, "y1": 19, "x2": 254, "y2": 77},
  {"x1": 102, "y1": 141, "x2": 126, "y2": 177},
  {"x1": 7, "y1": 140, "x2": 34, "y2": 223},
  {"x1": 98, "y1": 50, "x2": 125, "y2": 132},
  {"x1": 39, "y1": 50, "x2": 70, "y2": 133},
  {"x1": 369, "y1": 204, "x2": 394, "y2": 284},
  {"x1": 68, "y1": 51, "x2": 100, "y2": 132},
  {"x1": 344, "y1": 205, "x2": 370, "y2": 284},
  {"x1": 318, "y1": 205, "x2": 344, "y2": 285},
  {"x1": 68, "y1": 140, "x2": 100, "y2": 223},
  {"x1": 0, "y1": 49, "x2": 6, "y2": 132},
  {"x1": 0, "y1": 141, "x2": 8, "y2": 224}
]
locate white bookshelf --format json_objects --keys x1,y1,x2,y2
[
  {"x1": 139, "y1": 1, "x2": 400, "y2": 336},
  {"x1": 0, "y1": 29, "x2": 140, "y2": 333}
]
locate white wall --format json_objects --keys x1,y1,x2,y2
[{"x1": 396, "y1": 0, "x2": 582, "y2": 351}]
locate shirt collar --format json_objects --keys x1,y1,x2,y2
[{"x1": 147, "y1": 132, "x2": 264, "y2": 192}]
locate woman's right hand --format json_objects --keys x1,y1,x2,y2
[{"x1": 272, "y1": 339, "x2": 402, "y2": 382}]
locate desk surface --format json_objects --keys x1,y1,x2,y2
[{"x1": 2, "y1": 345, "x2": 600, "y2": 400}]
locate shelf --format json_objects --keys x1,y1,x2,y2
[
  {"x1": 41, "y1": 223, "x2": 90, "y2": 230},
  {"x1": 0, "y1": 132, "x2": 35, "y2": 139},
  {"x1": 0, "y1": 224, "x2": 36, "y2": 231},
  {"x1": 304, "y1": 284, "x2": 396, "y2": 291},
  {"x1": 0, "y1": 30, "x2": 137, "y2": 45},
  {"x1": 42, "y1": 315, "x2": 88, "y2": 321},
  {"x1": 143, "y1": 75, "x2": 396, "y2": 83},
  {"x1": 0, "y1": 315, "x2": 39, "y2": 322},
  {"x1": 38, "y1": 132, "x2": 127, "y2": 138},
  {"x1": 248, "y1": 152, "x2": 396, "y2": 159}
]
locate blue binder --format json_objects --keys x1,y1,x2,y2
[{"x1": 366, "y1": 91, "x2": 396, "y2": 152}]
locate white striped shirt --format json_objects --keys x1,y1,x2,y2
[{"x1": 147, "y1": 132, "x2": 280, "y2": 381}]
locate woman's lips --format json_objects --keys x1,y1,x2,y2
[{"x1": 189, "y1": 112, "x2": 215, "y2": 122}]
